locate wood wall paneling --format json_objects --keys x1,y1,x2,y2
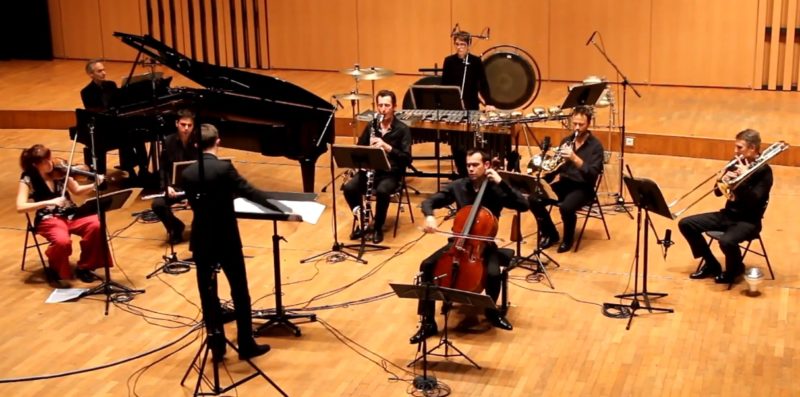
[
  {"x1": 358, "y1": 0, "x2": 451, "y2": 75},
  {"x1": 782, "y1": 0, "x2": 798, "y2": 89},
  {"x1": 48, "y1": 0, "x2": 65, "y2": 58},
  {"x1": 268, "y1": 0, "x2": 358, "y2": 70},
  {"x1": 650, "y1": 0, "x2": 759, "y2": 88},
  {"x1": 451, "y1": 0, "x2": 550, "y2": 80},
  {"x1": 754, "y1": 0, "x2": 769, "y2": 88},
  {"x1": 549, "y1": 0, "x2": 651, "y2": 84},
  {"x1": 58, "y1": 0, "x2": 104, "y2": 59},
  {"x1": 98, "y1": 0, "x2": 143, "y2": 62},
  {"x1": 255, "y1": 0, "x2": 269, "y2": 68}
]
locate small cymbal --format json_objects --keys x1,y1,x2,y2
[
  {"x1": 340, "y1": 67, "x2": 376, "y2": 77},
  {"x1": 361, "y1": 67, "x2": 395, "y2": 80},
  {"x1": 333, "y1": 92, "x2": 370, "y2": 101}
]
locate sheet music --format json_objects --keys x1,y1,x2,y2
[
  {"x1": 276, "y1": 199, "x2": 324, "y2": 225},
  {"x1": 46, "y1": 288, "x2": 89, "y2": 303},
  {"x1": 233, "y1": 197, "x2": 324, "y2": 224}
]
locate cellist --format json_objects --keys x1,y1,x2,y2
[{"x1": 411, "y1": 149, "x2": 529, "y2": 344}]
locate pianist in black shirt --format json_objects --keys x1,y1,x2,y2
[
  {"x1": 441, "y1": 31, "x2": 496, "y2": 178},
  {"x1": 181, "y1": 124, "x2": 271, "y2": 362},
  {"x1": 342, "y1": 90, "x2": 412, "y2": 244},
  {"x1": 151, "y1": 109, "x2": 196, "y2": 244},
  {"x1": 80, "y1": 59, "x2": 150, "y2": 183}
]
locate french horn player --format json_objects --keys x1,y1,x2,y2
[{"x1": 679, "y1": 129, "x2": 777, "y2": 284}]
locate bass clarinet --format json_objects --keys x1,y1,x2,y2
[{"x1": 359, "y1": 114, "x2": 383, "y2": 232}]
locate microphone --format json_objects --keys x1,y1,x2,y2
[
  {"x1": 335, "y1": 99, "x2": 344, "y2": 109},
  {"x1": 662, "y1": 229, "x2": 674, "y2": 259},
  {"x1": 585, "y1": 31, "x2": 597, "y2": 46},
  {"x1": 451, "y1": 23, "x2": 460, "y2": 36},
  {"x1": 541, "y1": 136, "x2": 551, "y2": 153}
]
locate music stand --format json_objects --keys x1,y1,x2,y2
[
  {"x1": 331, "y1": 144, "x2": 391, "y2": 262},
  {"x1": 410, "y1": 85, "x2": 465, "y2": 187},
  {"x1": 80, "y1": 188, "x2": 146, "y2": 310},
  {"x1": 561, "y1": 82, "x2": 608, "y2": 110},
  {"x1": 604, "y1": 176, "x2": 674, "y2": 330},
  {"x1": 498, "y1": 171, "x2": 559, "y2": 290},
  {"x1": 391, "y1": 282, "x2": 495, "y2": 384}
]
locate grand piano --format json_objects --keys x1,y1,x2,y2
[{"x1": 72, "y1": 32, "x2": 335, "y2": 193}]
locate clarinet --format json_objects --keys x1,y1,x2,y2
[{"x1": 360, "y1": 114, "x2": 383, "y2": 232}]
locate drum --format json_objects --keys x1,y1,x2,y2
[
  {"x1": 481, "y1": 45, "x2": 541, "y2": 110},
  {"x1": 402, "y1": 75, "x2": 442, "y2": 109}
]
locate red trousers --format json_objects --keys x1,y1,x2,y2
[{"x1": 36, "y1": 215, "x2": 113, "y2": 279}]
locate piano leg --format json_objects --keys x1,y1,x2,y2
[{"x1": 300, "y1": 159, "x2": 316, "y2": 193}]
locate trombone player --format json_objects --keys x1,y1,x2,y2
[{"x1": 679, "y1": 129, "x2": 773, "y2": 284}]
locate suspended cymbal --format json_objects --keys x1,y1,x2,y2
[
  {"x1": 340, "y1": 67, "x2": 376, "y2": 77},
  {"x1": 360, "y1": 67, "x2": 395, "y2": 80},
  {"x1": 333, "y1": 92, "x2": 370, "y2": 101}
]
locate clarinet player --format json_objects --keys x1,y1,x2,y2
[{"x1": 342, "y1": 90, "x2": 412, "y2": 244}]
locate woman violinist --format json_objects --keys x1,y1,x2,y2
[
  {"x1": 410, "y1": 149, "x2": 529, "y2": 344},
  {"x1": 16, "y1": 144, "x2": 110, "y2": 284}
]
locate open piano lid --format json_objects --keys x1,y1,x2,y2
[{"x1": 113, "y1": 32, "x2": 334, "y2": 113}]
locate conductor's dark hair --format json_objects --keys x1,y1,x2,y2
[{"x1": 199, "y1": 124, "x2": 219, "y2": 151}]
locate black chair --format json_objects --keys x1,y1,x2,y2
[
  {"x1": 20, "y1": 213, "x2": 50, "y2": 280},
  {"x1": 696, "y1": 231, "x2": 774, "y2": 290},
  {"x1": 573, "y1": 171, "x2": 611, "y2": 252},
  {"x1": 366, "y1": 174, "x2": 416, "y2": 237}
]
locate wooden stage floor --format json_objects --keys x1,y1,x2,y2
[
  {"x1": 0, "y1": 59, "x2": 798, "y2": 396},
  {"x1": 0, "y1": 126, "x2": 798, "y2": 396}
]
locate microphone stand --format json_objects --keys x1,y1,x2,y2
[
  {"x1": 588, "y1": 34, "x2": 640, "y2": 217},
  {"x1": 81, "y1": 119, "x2": 145, "y2": 314},
  {"x1": 301, "y1": 106, "x2": 365, "y2": 264}
]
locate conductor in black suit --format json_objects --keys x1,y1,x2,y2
[{"x1": 181, "y1": 124, "x2": 270, "y2": 362}]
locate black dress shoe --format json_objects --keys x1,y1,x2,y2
[
  {"x1": 486, "y1": 311, "x2": 513, "y2": 330},
  {"x1": 715, "y1": 267, "x2": 743, "y2": 284},
  {"x1": 690, "y1": 265, "x2": 721, "y2": 279},
  {"x1": 238, "y1": 342, "x2": 271, "y2": 360},
  {"x1": 409, "y1": 322, "x2": 438, "y2": 344},
  {"x1": 556, "y1": 240, "x2": 573, "y2": 253},
  {"x1": 75, "y1": 268, "x2": 101, "y2": 283},
  {"x1": 373, "y1": 230, "x2": 384, "y2": 244},
  {"x1": 349, "y1": 228, "x2": 363, "y2": 240},
  {"x1": 539, "y1": 233, "x2": 560, "y2": 249}
]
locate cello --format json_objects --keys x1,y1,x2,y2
[{"x1": 432, "y1": 173, "x2": 499, "y2": 293}]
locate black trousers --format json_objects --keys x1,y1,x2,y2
[
  {"x1": 528, "y1": 178, "x2": 593, "y2": 242},
  {"x1": 342, "y1": 171, "x2": 400, "y2": 231},
  {"x1": 83, "y1": 141, "x2": 148, "y2": 175},
  {"x1": 194, "y1": 253, "x2": 255, "y2": 344},
  {"x1": 151, "y1": 195, "x2": 185, "y2": 235},
  {"x1": 416, "y1": 242, "x2": 510, "y2": 321},
  {"x1": 678, "y1": 211, "x2": 760, "y2": 272}
]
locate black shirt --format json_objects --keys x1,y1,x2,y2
[
  {"x1": 80, "y1": 80, "x2": 118, "y2": 111},
  {"x1": 548, "y1": 132, "x2": 604, "y2": 189},
  {"x1": 159, "y1": 133, "x2": 196, "y2": 189},
  {"x1": 441, "y1": 53, "x2": 492, "y2": 110},
  {"x1": 422, "y1": 177, "x2": 529, "y2": 218},
  {"x1": 720, "y1": 164, "x2": 772, "y2": 223},
  {"x1": 356, "y1": 116, "x2": 412, "y2": 176}
]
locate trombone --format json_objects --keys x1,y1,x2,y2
[{"x1": 668, "y1": 141, "x2": 790, "y2": 218}]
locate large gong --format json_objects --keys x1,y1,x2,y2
[{"x1": 481, "y1": 45, "x2": 540, "y2": 110}]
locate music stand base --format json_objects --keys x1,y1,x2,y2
[
  {"x1": 511, "y1": 249, "x2": 559, "y2": 289},
  {"x1": 180, "y1": 335, "x2": 287, "y2": 396},
  {"x1": 408, "y1": 337, "x2": 481, "y2": 370},
  {"x1": 604, "y1": 292, "x2": 673, "y2": 330},
  {"x1": 82, "y1": 280, "x2": 145, "y2": 313},
  {"x1": 254, "y1": 312, "x2": 317, "y2": 337},
  {"x1": 300, "y1": 242, "x2": 366, "y2": 264}
]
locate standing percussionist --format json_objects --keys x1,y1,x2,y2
[
  {"x1": 441, "y1": 30, "x2": 495, "y2": 178},
  {"x1": 342, "y1": 90, "x2": 412, "y2": 244},
  {"x1": 410, "y1": 150, "x2": 528, "y2": 344},
  {"x1": 527, "y1": 106, "x2": 604, "y2": 253},
  {"x1": 680, "y1": 129, "x2": 773, "y2": 284}
]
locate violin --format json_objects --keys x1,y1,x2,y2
[
  {"x1": 432, "y1": 168, "x2": 499, "y2": 293},
  {"x1": 49, "y1": 157, "x2": 100, "y2": 180}
]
